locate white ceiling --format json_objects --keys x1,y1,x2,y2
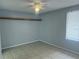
[{"x1": 0, "y1": 0, "x2": 79, "y2": 14}]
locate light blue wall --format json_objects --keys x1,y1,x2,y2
[
  {"x1": 0, "y1": 33, "x2": 1, "y2": 53},
  {"x1": 40, "y1": 5, "x2": 79, "y2": 53},
  {"x1": 0, "y1": 10, "x2": 40, "y2": 49},
  {"x1": 0, "y1": 9, "x2": 39, "y2": 18},
  {"x1": 0, "y1": 33, "x2": 2, "y2": 58}
]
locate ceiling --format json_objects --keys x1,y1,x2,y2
[{"x1": 0, "y1": 0, "x2": 79, "y2": 14}]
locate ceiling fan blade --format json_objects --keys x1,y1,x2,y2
[
  {"x1": 21, "y1": 4, "x2": 33, "y2": 7},
  {"x1": 23, "y1": 0, "x2": 49, "y2": 2},
  {"x1": 41, "y1": 3, "x2": 48, "y2": 6},
  {"x1": 41, "y1": 4, "x2": 52, "y2": 9},
  {"x1": 22, "y1": 0, "x2": 33, "y2": 3},
  {"x1": 40, "y1": 0, "x2": 49, "y2": 2}
]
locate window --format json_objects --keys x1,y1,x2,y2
[{"x1": 66, "y1": 10, "x2": 79, "y2": 41}]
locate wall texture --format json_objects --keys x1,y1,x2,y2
[
  {"x1": 0, "y1": 10, "x2": 40, "y2": 49},
  {"x1": 40, "y1": 5, "x2": 79, "y2": 53},
  {"x1": 0, "y1": 33, "x2": 2, "y2": 58}
]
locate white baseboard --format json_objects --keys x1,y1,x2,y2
[
  {"x1": 2, "y1": 40, "x2": 39, "y2": 50},
  {"x1": 40, "y1": 40, "x2": 79, "y2": 55},
  {"x1": 2, "y1": 40, "x2": 79, "y2": 55}
]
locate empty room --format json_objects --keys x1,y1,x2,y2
[{"x1": 0, "y1": 0, "x2": 79, "y2": 59}]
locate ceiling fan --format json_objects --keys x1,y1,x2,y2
[{"x1": 22, "y1": 0, "x2": 49, "y2": 14}]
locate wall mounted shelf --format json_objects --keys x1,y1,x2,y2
[{"x1": 0, "y1": 17, "x2": 42, "y2": 21}]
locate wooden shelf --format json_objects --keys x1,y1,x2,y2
[{"x1": 0, "y1": 17, "x2": 42, "y2": 21}]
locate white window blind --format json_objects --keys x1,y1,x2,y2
[{"x1": 66, "y1": 10, "x2": 79, "y2": 41}]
